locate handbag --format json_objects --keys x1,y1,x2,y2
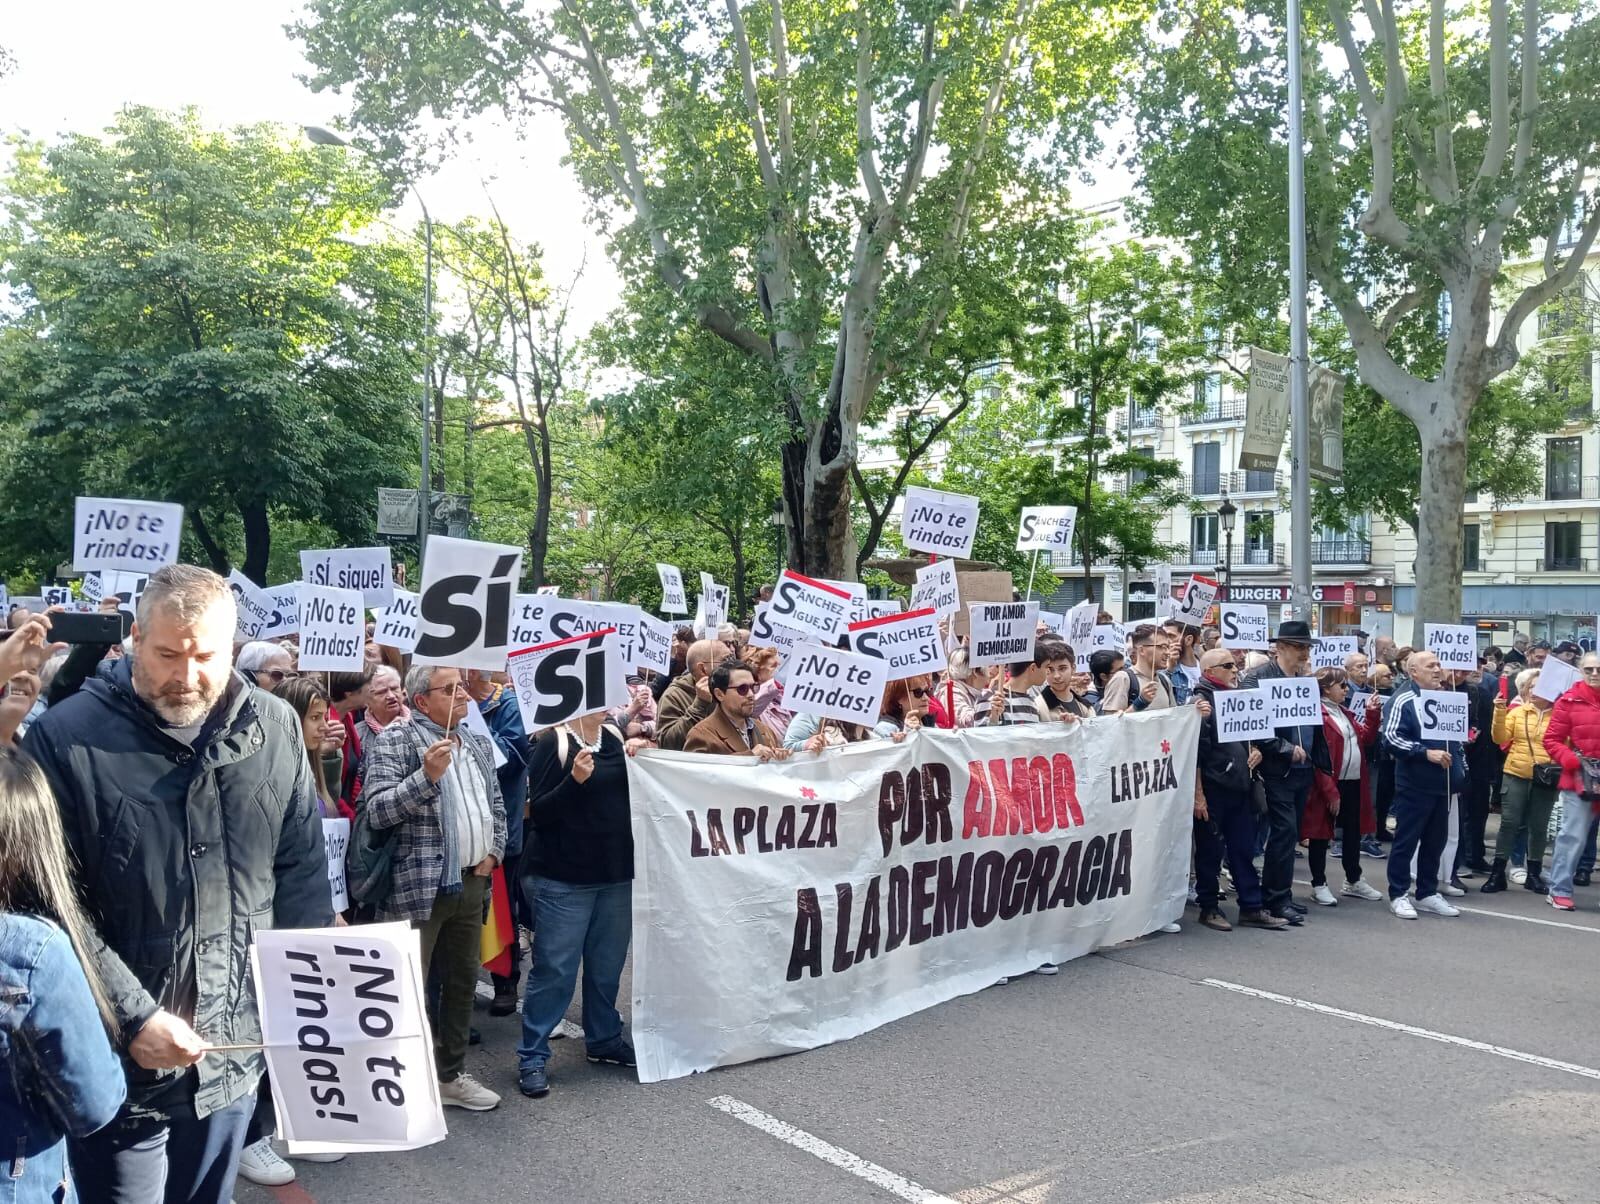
[
  {"x1": 1526, "y1": 720, "x2": 1562, "y2": 788},
  {"x1": 1580, "y1": 755, "x2": 1600, "y2": 802}
]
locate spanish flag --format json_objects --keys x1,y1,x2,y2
[{"x1": 480, "y1": 865, "x2": 514, "y2": 977}]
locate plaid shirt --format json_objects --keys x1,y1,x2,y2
[{"x1": 362, "y1": 718, "x2": 507, "y2": 923}]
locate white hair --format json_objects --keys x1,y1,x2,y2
[
  {"x1": 236, "y1": 641, "x2": 289, "y2": 672},
  {"x1": 136, "y1": 564, "x2": 234, "y2": 629}
]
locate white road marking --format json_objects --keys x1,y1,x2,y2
[
  {"x1": 1292, "y1": 878, "x2": 1600, "y2": 933},
  {"x1": 707, "y1": 1095, "x2": 958, "y2": 1204},
  {"x1": 1203, "y1": 978, "x2": 1600, "y2": 1081}
]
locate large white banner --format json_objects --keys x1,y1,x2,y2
[{"x1": 627, "y1": 711, "x2": 1196, "y2": 1082}]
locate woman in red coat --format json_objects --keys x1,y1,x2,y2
[{"x1": 1306, "y1": 667, "x2": 1385, "y2": 906}]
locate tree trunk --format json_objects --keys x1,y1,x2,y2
[
  {"x1": 800, "y1": 459, "x2": 854, "y2": 579},
  {"x1": 190, "y1": 510, "x2": 230, "y2": 577},
  {"x1": 1410, "y1": 411, "x2": 1470, "y2": 643},
  {"x1": 528, "y1": 434, "x2": 552, "y2": 588},
  {"x1": 729, "y1": 529, "x2": 748, "y2": 624},
  {"x1": 239, "y1": 499, "x2": 271, "y2": 585}
]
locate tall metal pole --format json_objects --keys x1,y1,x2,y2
[
  {"x1": 1287, "y1": 0, "x2": 1313, "y2": 624},
  {"x1": 418, "y1": 200, "x2": 433, "y2": 572}
]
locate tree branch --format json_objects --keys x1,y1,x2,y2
[
  {"x1": 1378, "y1": 285, "x2": 1432, "y2": 343},
  {"x1": 1329, "y1": 0, "x2": 1414, "y2": 252},
  {"x1": 1427, "y1": 0, "x2": 1459, "y2": 199},
  {"x1": 725, "y1": 0, "x2": 779, "y2": 194},
  {"x1": 855, "y1": 11, "x2": 887, "y2": 210},
  {"x1": 1490, "y1": 202, "x2": 1600, "y2": 376},
  {"x1": 1475, "y1": 0, "x2": 1512, "y2": 186},
  {"x1": 769, "y1": 0, "x2": 795, "y2": 172}
]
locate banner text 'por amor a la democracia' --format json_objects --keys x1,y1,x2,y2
[{"x1": 625, "y1": 710, "x2": 1196, "y2": 1082}]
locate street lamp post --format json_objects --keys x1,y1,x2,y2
[
  {"x1": 1218, "y1": 494, "x2": 1237, "y2": 600},
  {"x1": 305, "y1": 126, "x2": 434, "y2": 571}
]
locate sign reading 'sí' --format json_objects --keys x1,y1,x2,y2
[{"x1": 412, "y1": 536, "x2": 524, "y2": 671}]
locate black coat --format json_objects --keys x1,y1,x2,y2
[
  {"x1": 24, "y1": 657, "x2": 331, "y2": 1119},
  {"x1": 1193, "y1": 677, "x2": 1253, "y2": 795},
  {"x1": 1238, "y1": 658, "x2": 1332, "y2": 778}
]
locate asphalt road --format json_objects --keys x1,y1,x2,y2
[{"x1": 239, "y1": 830, "x2": 1600, "y2": 1204}]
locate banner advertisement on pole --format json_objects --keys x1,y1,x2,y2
[
  {"x1": 842, "y1": 608, "x2": 947, "y2": 679},
  {"x1": 1264, "y1": 677, "x2": 1320, "y2": 726},
  {"x1": 252, "y1": 922, "x2": 446, "y2": 1153},
  {"x1": 297, "y1": 585, "x2": 366, "y2": 673},
  {"x1": 506, "y1": 629, "x2": 629, "y2": 732},
  {"x1": 376, "y1": 488, "x2": 419, "y2": 537},
  {"x1": 900, "y1": 486, "x2": 979, "y2": 558},
  {"x1": 911, "y1": 559, "x2": 960, "y2": 618},
  {"x1": 967, "y1": 601, "x2": 1040, "y2": 668},
  {"x1": 300, "y1": 547, "x2": 395, "y2": 609},
  {"x1": 1309, "y1": 365, "x2": 1346, "y2": 483},
  {"x1": 1418, "y1": 689, "x2": 1469, "y2": 740},
  {"x1": 625, "y1": 711, "x2": 1196, "y2": 1082},
  {"x1": 1312, "y1": 636, "x2": 1358, "y2": 669},
  {"x1": 1216, "y1": 688, "x2": 1273, "y2": 741},
  {"x1": 372, "y1": 589, "x2": 421, "y2": 654},
  {"x1": 1219, "y1": 604, "x2": 1269, "y2": 650},
  {"x1": 781, "y1": 645, "x2": 891, "y2": 727},
  {"x1": 770, "y1": 570, "x2": 854, "y2": 642},
  {"x1": 1015, "y1": 506, "x2": 1078, "y2": 553},
  {"x1": 1174, "y1": 575, "x2": 1219, "y2": 626},
  {"x1": 412, "y1": 536, "x2": 524, "y2": 671},
  {"x1": 1423, "y1": 623, "x2": 1477, "y2": 671},
  {"x1": 73, "y1": 496, "x2": 184, "y2": 574},
  {"x1": 1239, "y1": 347, "x2": 1290, "y2": 472}
]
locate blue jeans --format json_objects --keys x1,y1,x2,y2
[
  {"x1": 516, "y1": 877, "x2": 632, "y2": 1070},
  {"x1": 1548, "y1": 790, "x2": 1599, "y2": 897},
  {"x1": 1195, "y1": 788, "x2": 1263, "y2": 911},
  {"x1": 69, "y1": 1090, "x2": 253, "y2": 1204}
]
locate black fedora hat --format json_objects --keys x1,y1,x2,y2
[{"x1": 1270, "y1": 620, "x2": 1314, "y2": 646}]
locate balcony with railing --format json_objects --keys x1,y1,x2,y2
[
  {"x1": 1179, "y1": 469, "x2": 1283, "y2": 499},
  {"x1": 1185, "y1": 543, "x2": 1284, "y2": 568},
  {"x1": 1181, "y1": 396, "x2": 1247, "y2": 427},
  {"x1": 1311, "y1": 538, "x2": 1373, "y2": 565}
]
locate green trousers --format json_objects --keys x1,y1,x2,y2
[
  {"x1": 1495, "y1": 774, "x2": 1557, "y2": 864},
  {"x1": 418, "y1": 872, "x2": 488, "y2": 1082}
]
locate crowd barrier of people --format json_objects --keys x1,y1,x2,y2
[{"x1": 2, "y1": 566, "x2": 1596, "y2": 1204}]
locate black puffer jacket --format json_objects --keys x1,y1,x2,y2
[
  {"x1": 1193, "y1": 676, "x2": 1253, "y2": 795},
  {"x1": 23, "y1": 657, "x2": 331, "y2": 1119}
]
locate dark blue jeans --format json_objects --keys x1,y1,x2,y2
[
  {"x1": 1195, "y1": 787, "x2": 1263, "y2": 911},
  {"x1": 1261, "y1": 771, "x2": 1312, "y2": 912},
  {"x1": 70, "y1": 1090, "x2": 254, "y2": 1204},
  {"x1": 516, "y1": 877, "x2": 632, "y2": 1070},
  {"x1": 1387, "y1": 790, "x2": 1450, "y2": 901}
]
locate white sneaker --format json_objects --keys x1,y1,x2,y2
[
  {"x1": 237, "y1": 1138, "x2": 295, "y2": 1186},
  {"x1": 1161, "y1": 922, "x2": 1181, "y2": 934},
  {"x1": 1414, "y1": 893, "x2": 1460, "y2": 917},
  {"x1": 1311, "y1": 884, "x2": 1338, "y2": 906},
  {"x1": 1510, "y1": 865, "x2": 1528, "y2": 885},
  {"x1": 1390, "y1": 896, "x2": 1418, "y2": 920},
  {"x1": 1439, "y1": 882, "x2": 1465, "y2": 896},
  {"x1": 439, "y1": 1073, "x2": 501, "y2": 1111},
  {"x1": 1034, "y1": 963, "x2": 1059, "y2": 975},
  {"x1": 1341, "y1": 879, "x2": 1383, "y2": 901},
  {"x1": 278, "y1": 1140, "x2": 345, "y2": 1164}
]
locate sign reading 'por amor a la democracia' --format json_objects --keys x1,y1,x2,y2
[
  {"x1": 73, "y1": 497, "x2": 185, "y2": 574},
  {"x1": 624, "y1": 710, "x2": 1197, "y2": 1082},
  {"x1": 900, "y1": 486, "x2": 979, "y2": 557},
  {"x1": 967, "y1": 601, "x2": 1040, "y2": 668}
]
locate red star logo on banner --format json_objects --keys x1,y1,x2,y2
[
  {"x1": 800, "y1": 786, "x2": 818, "y2": 800},
  {"x1": 1161, "y1": 740, "x2": 1172, "y2": 755}
]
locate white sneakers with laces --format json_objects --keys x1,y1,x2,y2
[
  {"x1": 1341, "y1": 879, "x2": 1384, "y2": 901},
  {"x1": 236, "y1": 1138, "x2": 295, "y2": 1186},
  {"x1": 1438, "y1": 881, "x2": 1466, "y2": 897},
  {"x1": 1390, "y1": 896, "x2": 1418, "y2": 920},
  {"x1": 1311, "y1": 884, "x2": 1338, "y2": 906},
  {"x1": 1413, "y1": 893, "x2": 1461, "y2": 917},
  {"x1": 439, "y1": 1073, "x2": 502, "y2": 1111}
]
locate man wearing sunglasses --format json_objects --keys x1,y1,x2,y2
[{"x1": 684, "y1": 658, "x2": 791, "y2": 761}]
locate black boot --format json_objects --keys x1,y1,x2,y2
[
  {"x1": 1524, "y1": 860, "x2": 1548, "y2": 893},
  {"x1": 1480, "y1": 858, "x2": 1508, "y2": 893}
]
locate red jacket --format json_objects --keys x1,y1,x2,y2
[
  {"x1": 1305, "y1": 700, "x2": 1379, "y2": 841},
  {"x1": 1542, "y1": 680, "x2": 1600, "y2": 797}
]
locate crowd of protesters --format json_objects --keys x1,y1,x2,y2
[{"x1": 3, "y1": 564, "x2": 1598, "y2": 1204}]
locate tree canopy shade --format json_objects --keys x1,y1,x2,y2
[
  {"x1": 294, "y1": 0, "x2": 1150, "y2": 579},
  {"x1": 1134, "y1": 0, "x2": 1600, "y2": 637},
  {"x1": 0, "y1": 107, "x2": 425, "y2": 582}
]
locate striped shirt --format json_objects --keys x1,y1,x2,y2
[{"x1": 978, "y1": 689, "x2": 1046, "y2": 725}]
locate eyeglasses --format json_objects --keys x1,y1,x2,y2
[
  {"x1": 723, "y1": 683, "x2": 758, "y2": 696},
  {"x1": 909, "y1": 687, "x2": 929, "y2": 698},
  {"x1": 422, "y1": 682, "x2": 468, "y2": 696},
  {"x1": 260, "y1": 669, "x2": 298, "y2": 684},
  {"x1": 1583, "y1": 667, "x2": 1600, "y2": 676}
]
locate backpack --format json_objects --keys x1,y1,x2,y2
[
  {"x1": 1095, "y1": 668, "x2": 1143, "y2": 717},
  {"x1": 346, "y1": 800, "x2": 399, "y2": 909}
]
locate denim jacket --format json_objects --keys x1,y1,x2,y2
[{"x1": 1, "y1": 913, "x2": 126, "y2": 1204}]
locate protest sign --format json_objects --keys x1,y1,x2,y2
[
  {"x1": 1219, "y1": 604, "x2": 1269, "y2": 650},
  {"x1": 252, "y1": 922, "x2": 445, "y2": 1153},
  {"x1": 260, "y1": 584, "x2": 300, "y2": 639},
  {"x1": 1424, "y1": 623, "x2": 1477, "y2": 671},
  {"x1": 461, "y1": 700, "x2": 508, "y2": 769},
  {"x1": 1533, "y1": 655, "x2": 1581, "y2": 704},
  {"x1": 300, "y1": 547, "x2": 394, "y2": 608},
  {"x1": 865, "y1": 599, "x2": 905, "y2": 619},
  {"x1": 1089, "y1": 624, "x2": 1126, "y2": 655},
  {"x1": 322, "y1": 818, "x2": 351, "y2": 911},
  {"x1": 1154, "y1": 564, "x2": 1173, "y2": 609},
  {"x1": 625, "y1": 711, "x2": 1196, "y2": 1082},
  {"x1": 900, "y1": 486, "x2": 979, "y2": 557},
  {"x1": 1312, "y1": 636, "x2": 1359, "y2": 669},
  {"x1": 842, "y1": 608, "x2": 947, "y2": 680},
  {"x1": 10, "y1": 597, "x2": 44, "y2": 615},
  {"x1": 1066, "y1": 599, "x2": 1097, "y2": 648},
  {"x1": 1347, "y1": 688, "x2": 1373, "y2": 714},
  {"x1": 813, "y1": 578, "x2": 869, "y2": 624},
  {"x1": 73, "y1": 497, "x2": 184, "y2": 574},
  {"x1": 1418, "y1": 689, "x2": 1469, "y2": 740},
  {"x1": 41, "y1": 585, "x2": 73, "y2": 608},
  {"x1": 911, "y1": 559, "x2": 960, "y2": 618},
  {"x1": 657, "y1": 564, "x2": 688, "y2": 614},
  {"x1": 967, "y1": 601, "x2": 1040, "y2": 668},
  {"x1": 1037, "y1": 609, "x2": 1064, "y2": 633},
  {"x1": 297, "y1": 585, "x2": 365, "y2": 673},
  {"x1": 1216, "y1": 688, "x2": 1273, "y2": 741},
  {"x1": 536, "y1": 599, "x2": 643, "y2": 669},
  {"x1": 78, "y1": 574, "x2": 102, "y2": 607},
  {"x1": 227, "y1": 570, "x2": 274, "y2": 641},
  {"x1": 748, "y1": 604, "x2": 810, "y2": 658},
  {"x1": 535, "y1": 585, "x2": 559, "y2": 596},
  {"x1": 371, "y1": 589, "x2": 420, "y2": 653},
  {"x1": 637, "y1": 613, "x2": 674, "y2": 675},
  {"x1": 781, "y1": 644, "x2": 891, "y2": 727},
  {"x1": 769, "y1": 570, "x2": 853, "y2": 642},
  {"x1": 1015, "y1": 506, "x2": 1078, "y2": 553},
  {"x1": 413, "y1": 536, "x2": 524, "y2": 671},
  {"x1": 1174, "y1": 575, "x2": 1219, "y2": 626},
  {"x1": 507, "y1": 629, "x2": 629, "y2": 732},
  {"x1": 1263, "y1": 677, "x2": 1320, "y2": 726}
]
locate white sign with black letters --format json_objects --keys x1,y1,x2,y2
[
  {"x1": 1219, "y1": 604, "x2": 1269, "y2": 650},
  {"x1": 781, "y1": 644, "x2": 891, "y2": 727},
  {"x1": 412, "y1": 536, "x2": 524, "y2": 671},
  {"x1": 1216, "y1": 688, "x2": 1273, "y2": 741},
  {"x1": 1015, "y1": 506, "x2": 1078, "y2": 553},
  {"x1": 1424, "y1": 623, "x2": 1477, "y2": 671},
  {"x1": 769, "y1": 570, "x2": 853, "y2": 642},
  {"x1": 637, "y1": 613, "x2": 673, "y2": 675},
  {"x1": 1264, "y1": 677, "x2": 1320, "y2": 726},
  {"x1": 1312, "y1": 636, "x2": 1359, "y2": 670},
  {"x1": 322, "y1": 818, "x2": 350, "y2": 911},
  {"x1": 72, "y1": 497, "x2": 184, "y2": 574},
  {"x1": 300, "y1": 547, "x2": 394, "y2": 608},
  {"x1": 1174, "y1": 575, "x2": 1220, "y2": 626},
  {"x1": 372, "y1": 589, "x2": 421, "y2": 654},
  {"x1": 747, "y1": 604, "x2": 810, "y2": 659},
  {"x1": 657, "y1": 564, "x2": 688, "y2": 614},
  {"x1": 507, "y1": 629, "x2": 629, "y2": 731},
  {"x1": 911, "y1": 559, "x2": 960, "y2": 618},
  {"x1": 1418, "y1": 689, "x2": 1469, "y2": 740},
  {"x1": 260, "y1": 584, "x2": 301, "y2": 640},
  {"x1": 967, "y1": 601, "x2": 1041, "y2": 668},
  {"x1": 900, "y1": 486, "x2": 980, "y2": 558},
  {"x1": 842, "y1": 608, "x2": 947, "y2": 680},
  {"x1": 297, "y1": 584, "x2": 366, "y2": 673},
  {"x1": 227, "y1": 571, "x2": 273, "y2": 641}
]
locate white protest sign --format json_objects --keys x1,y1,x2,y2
[
  {"x1": 1264, "y1": 677, "x2": 1320, "y2": 726},
  {"x1": 1424, "y1": 623, "x2": 1477, "y2": 671},
  {"x1": 657, "y1": 564, "x2": 688, "y2": 614},
  {"x1": 260, "y1": 584, "x2": 301, "y2": 639},
  {"x1": 967, "y1": 601, "x2": 1041, "y2": 668},
  {"x1": 900, "y1": 486, "x2": 979, "y2": 557},
  {"x1": 300, "y1": 547, "x2": 394, "y2": 608},
  {"x1": 72, "y1": 496, "x2": 184, "y2": 574},
  {"x1": 1219, "y1": 604, "x2": 1269, "y2": 650},
  {"x1": 748, "y1": 604, "x2": 811, "y2": 659},
  {"x1": 1090, "y1": 624, "x2": 1126, "y2": 655},
  {"x1": 41, "y1": 585, "x2": 73, "y2": 609},
  {"x1": 814, "y1": 578, "x2": 870, "y2": 624},
  {"x1": 1418, "y1": 689, "x2": 1469, "y2": 740},
  {"x1": 1154, "y1": 564, "x2": 1173, "y2": 609},
  {"x1": 781, "y1": 644, "x2": 891, "y2": 727},
  {"x1": 865, "y1": 599, "x2": 905, "y2": 619},
  {"x1": 509, "y1": 594, "x2": 553, "y2": 648},
  {"x1": 1174, "y1": 575, "x2": 1220, "y2": 626},
  {"x1": 371, "y1": 589, "x2": 420, "y2": 653},
  {"x1": 322, "y1": 817, "x2": 351, "y2": 911},
  {"x1": 637, "y1": 613, "x2": 674, "y2": 675},
  {"x1": 1312, "y1": 636, "x2": 1359, "y2": 669},
  {"x1": 842, "y1": 608, "x2": 947, "y2": 680},
  {"x1": 769, "y1": 570, "x2": 853, "y2": 642},
  {"x1": 535, "y1": 585, "x2": 560, "y2": 596},
  {"x1": 413, "y1": 536, "x2": 524, "y2": 671},
  {"x1": 252, "y1": 922, "x2": 446, "y2": 1153},
  {"x1": 533, "y1": 598, "x2": 643, "y2": 670},
  {"x1": 1038, "y1": 609, "x2": 1065, "y2": 633},
  {"x1": 1347, "y1": 688, "x2": 1373, "y2": 714},
  {"x1": 1015, "y1": 506, "x2": 1078, "y2": 553},
  {"x1": 507, "y1": 629, "x2": 629, "y2": 731},
  {"x1": 1216, "y1": 688, "x2": 1273, "y2": 741},
  {"x1": 1066, "y1": 599, "x2": 1097, "y2": 646},
  {"x1": 1533, "y1": 656, "x2": 1581, "y2": 704},
  {"x1": 297, "y1": 584, "x2": 366, "y2": 673},
  {"x1": 911, "y1": 559, "x2": 961, "y2": 619},
  {"x1": 227, "y1": 570, "x2": 274, "y2": 641},
  {"x1": 79, "y1": 574, "x2": 103, "y2": 607},
  {"x1": 461, "y1": 699, "x2": 508, "y2": 769}
]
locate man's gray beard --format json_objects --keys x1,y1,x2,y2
[{"x1": 132, "y1": 655, "x2": 223, "y2": 726}]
